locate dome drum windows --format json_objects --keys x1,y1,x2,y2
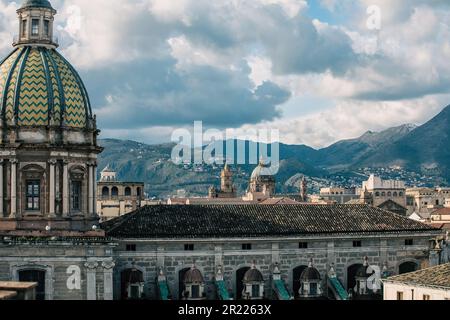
[
  {"x1": 69, "y1": 166, "x2": 86, "y2": 216},
  {"x1": 20, "y1": 164, "x2": 46, "y2": 216}
]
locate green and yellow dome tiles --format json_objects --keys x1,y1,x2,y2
[{"x1": 0, "y1": 47, "x2": 92, "y2": 129}]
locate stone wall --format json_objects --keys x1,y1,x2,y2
[
  {"x1": 0, "y1": 239, "x2": 115, "y2": 300},
  {"x1": 113, "y1": 233, "x2": 435, "y2": 300}
]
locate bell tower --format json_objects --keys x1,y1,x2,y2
[{"x1": 14, "y1": 0, "x2": 58, "y2": 49}]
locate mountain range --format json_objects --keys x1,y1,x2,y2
[{"x1": 98, "y1": 105, "x2": 450, "y2": 197}]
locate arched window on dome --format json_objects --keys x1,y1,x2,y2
[
  {"x1": 125, "y1": 187, "x2": 132, "y2": 197},
  {"x1": 69, "y1": 166, "x2": 86, "y2": 214},
  {"x1": 31, "y1": 19, "x2": 39, "y2": 36}
]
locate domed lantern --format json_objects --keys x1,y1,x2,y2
[
  {"x1": 242, "y1": 263, "x2": 265, "y2": 300},
  {"x1": 299, "y1": 259, "x2": 322, "y2": 298},
  {"x1": 182, "y1": 265, "x2": 206, "y2": 300}
]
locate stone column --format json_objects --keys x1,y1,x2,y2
[
  {"x1": 84, "y1": 261, "x2": 98, "y2": 301},
  {"x1": 93, "y1": 163, "x2": 98, "y2": 217},
  {"x1": 9, "y1": 159, "x2": 18, "y2": 218},
  {"x1": 48, "y1": 160, "x2": 56, "y2": 218},
  {"x1": 88, "y1": 163, "x2": 94, "y2": 217},
  {"x1": 102, "y1": 261, "x2": 115, "y2": 301},
  {"x1": 0, "y1": 160, "x2": 3, "y2": 217},
  {"x1": 62, "y1": 160, "x2": 69, "y2": 217}
]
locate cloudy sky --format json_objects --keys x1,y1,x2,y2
[{"x1": 1, "y1": 0, "x2": 450, "y2": 148}]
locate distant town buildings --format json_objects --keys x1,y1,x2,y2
[{"x1": 317, "y1": 187, "x2": 360, "y2": 204}]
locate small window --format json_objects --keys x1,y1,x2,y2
[
  {"x1": 375, "y1": 192, "x2": 380, "y2": 197},
  {"x1": 111, "y1": 187, "x2": 119, "y2": 197},
  {"x1": 399, "y1": 192, "x2": 404, "y2": 197},
  {"x1": 21, "y1": 20, "x2": 27, "y2": 37},
  {"x1": 31, "y1": 19, "x2": 39, "y2": 35},
  {"x1": 423, "y1": 295, "x2": 430, "y2": 301},
  {"x1": 310, "y1": 282, "x2": 318, "y2": 295},
  {"x1": 242, "y1": 244, "x2": 252, "y2": 251},
  {"x1": 191, "y1": 285, "x2": 200, "y2": 299},
  {"x1": 26, "y1": 180, "x2": 40, "y2": 211},
  {"x1": 251, "y1": 284, "x2": 260, "y2": 297},
  {"x1": 71, "y1": 181, "x2": 82, "y2": 211},
  {"x1": 299, "y1": 242, "x2": 308, "y2": 249},
  {"x1": 405, "y1": 239, "x2": 414, "y2": 246},
  {"x1": 137, "y1": 187, "x2": 142, "y2": 197},
  {"x1": 126, "y1": 244, "x2": 137, "y2": 252},
  {"x1": 353, "y1": 241, "x2": 362, "y2": 248},
  {"x1": 125, "y1": 187, "x2": 132, "y2": 196},
  {"x1": 44, "y1": 20, "x2": 50, "y2": 36},
  {"x1": 397, "y1": 292, "x2": 404, "y2": 300},
  {"x1": 184, "y1": 244, "x2": 194, "y2": 251}
]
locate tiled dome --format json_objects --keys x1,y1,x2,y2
[{"x1": 0, "y1": 47, "x2": 92, "y2": 128}]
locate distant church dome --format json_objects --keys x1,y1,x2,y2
[
  {"x1": 0, "y1": 47, "x2": 92, "y2": 128},
  {"x1": 251, "y1": 159, "x2": 276, "y2": 180}
]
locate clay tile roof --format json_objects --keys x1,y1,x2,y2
[
  {"x1": 384, "y1": 263, "x2": 450, "y2": 288},
  {"x1": 260, "y1": 197, "x2": 300, "y2": 205},
  {"x1": 102, "y1": 204, "x2": 440, "y2": 239}
]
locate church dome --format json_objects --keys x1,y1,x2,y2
[
  {"x1": 0, "y1": 47, "x2": 92, "y2": 128},
  {"x1": 251, "y1": 159, "x2": 277, "y2": 180}
]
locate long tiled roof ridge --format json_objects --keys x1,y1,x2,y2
[
  {"x1": 102, "y1": 204, "x2": 440, "y2": 239},
  {"x1": 384, "y1": 263, "x2": 450, "y2": 288}
]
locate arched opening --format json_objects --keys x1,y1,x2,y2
[
  {"x1": 102, "y1": 186, "x2": 109, "y2": 198},
  {"x1": 111, "y1": 187, "x2": 119, "y2": 198},
  {"x1": 178, "y1": 268, "x2": 191, "y2": 300},
  {"x1": 235, "y1": 267, "x2": 250, "y2": 300},
  {"x1": 137, "y1": 187, "x2": 142, "y2": 198},
  {"x1": 125, "y1": 187, "x2": 132, "y2": 197},
  {"x1": 347, "y1": 264, "x2": 363, "y2": 294},
  {"x1": 120, "y1": 269, "x2": 144, "y2": 300},
  {"x1": 19, "y1": 270, "x2": 46, "y2": 300},
  {"x1": 399, "y1": 262, "x2": 418, "y2": 275},
  {"x1": 292, "y1": 265, "x2": 307, "y2": 299}
]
